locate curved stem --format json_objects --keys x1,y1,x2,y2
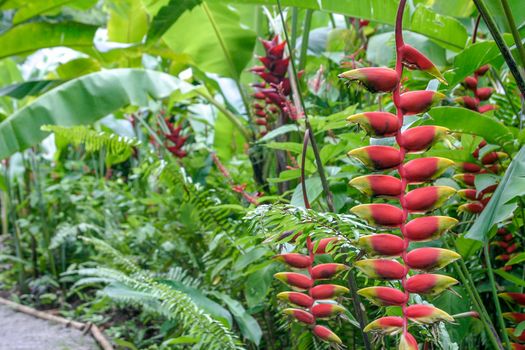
[
  {"x1": 473, "y1": 14, "x2": 482, "y2": 44},
  {"x1": 501, "y1": 0, "x2": 525, "y2": 71}
]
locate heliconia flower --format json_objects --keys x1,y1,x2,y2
[
  {"x1": 349, "y1": 175, "x2": 402, "y2": 197},
  {"x1": 404, "y1": 216, "x2": 458, "y2": 242},
  {"x1": 404, "y1": 186, "x2": 456, "y2": 213},
  {"x1": 354, "y1": 259, "x2": 407, "y2": 280},
  {"x1": 312, "y1": 325, "x2": 342, "y2": 344},
  {"x1": 458, "y1": 162, "x2": 482, "y2": 173},
  {"x1": 348, "y1": 145, "x2": 402, "y2": 170},
  {"x1": 511, "y1": 342, "x2": 525, "y2": 350},
  {"x1": 507, "y1": 328, "x2": 525, "y2": 342},
  {"x1": 309, "y1": 284, "x2": 349, "y2": 299},
  {"x1": 499, "y1": 292, "x2": 525, "y2": 306},
  {"x1": 475, "y1": 64, "x2": 490, "y2": 76},
  {"x1": 399, "y1": 90, "x2": 445, "y2": 115},
  {"x1": 399, "y1": 332, "x2": 419, "y2": 350},
  {"x1": 405, "y1": 248, "x2": 461, "y2": 271},
  {"x1": 463, "y1": 76, "x2": 478, "y2": 90},
  {"x1": 482, "y1": 184, "x2": 498, "y2": 195},
  {"x1": 478, "y1": 104, "x2": 497, "y2": 113},
  {"x1": 283, "y1": 308, "x2": 315, "y2": 324},
  {"x1": 476, "y1": 87, "x2": 494, "y2": 101},
  {"x1": 492, "y1": 240, "x2": 509, "y2": 249},
  {"x1": 400, "y1": 44, "x2": 446, "y2": 84},
  {"x1": 405, "y1": 304, "x2": 454, "y2": 324},
  {"x1": 400, "y1": 126, "x2": 449, "y2": 153},
  {"x1": 483, "y1": 164, "x2": 501, "y2": 174},
  {"x1": 363, "y1": 316, "x2": 403, "y2": 335},
  {"x1": 458, "y1": 202, "x2": 484, "y2": 214},
  {"x1": 311, "y1": 263, "x2": 349, "y2": 280},
  {"x1": 496, "y1": 253, "x2": 510, "y2": 262},
  {"x1": 455, "y1": 96, "x2": 480, "y2": 110},
  {"x1": 338, "y1": 67, "x2": 399, "y2": 93},
  {"x1": 357, "y1": 286, "x2": 408, "y2": 306},
  {"x1": 457, "y1": 189, "x2": 480, "y2": 201},
  {"x1": 273, "y1": 253, "x2": 311, "y2": 268},
  {"x1": 350, "y1": 203, "x2": 404, "y2": 228},
  {"x1": 503, "y1": 312, "x2": 525, "y2": 323},
  {"x1": 507, "y1": 243, "x2": 518, "y2": 253},
  {"x1": 356, "y1": 233, "x2": 405, "y2": 256},
  {"x1": 405, "y1": 273, "x2": 458, "y2": 295},
  {"x1": 481, "y1": 151, "x2": 507, "y2": 165},
  {"x1": 503, "y1": 233, "x2": 514, "y2": 242},
  {"x1": 276, "y1": 292, "x2": 314, "y2": 308},
  {"x1": 453, "y1": 173, "x2": 476, "y2": 187},
  {"x1": 403, "y1": 157, "x2": 454, "y2": 183},
  {"x1": 311, "y1": 303, "x2": 346, "y2": 318},
  {"x1": 347, "y1": 112, "x2": 400, "y2": 137},
  {"x1": 314, "y1": 237, "x2": 341, "y2": 254},
  {"x1": 274, "y1": 272, "x2": 313, "y2": 291}
]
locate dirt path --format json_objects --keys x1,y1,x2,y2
[{"x1": 0, "y1": 304, "x2": 99, "y2": 350}]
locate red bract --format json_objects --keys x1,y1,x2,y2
[
  {"x1": 405, "y1": 273, "x2": 458, "y2": 295},
  {"x1": 453, "y1": 173, "x2": 476, "y2": 187},
  {"x1": 455, "y1": 96, "x2": 479, "y2": 110},
  {"x1": 404, "y1": 216, "x2": 458, "y2": 242},
  {"x1": 314, "y1": 237, "x2": 340, "y2": 254},
  {"x1": 404, "y1": 186, "x2": 455, "y2": 213},
  {"x1": 399, "y1": 332, "x2": 418, "y2": 350},
  {"x1": 478, "y1": 104, "x2": 497, "y2": 113},
  {"x1": 274, "y1": 272, "x2": 313, "y2": 290},
  {"x1": 309, "y1": 284, "x2": 349, "y2": 299},
  {"x1": 476, "y1": 64, "x2": 490, "y2": 76},
  {"x1": 276, "y1": 292, "x2": 314, "y2": 308},
  {"x1": 283, "y1": 308, "x2": 315, "y2": 324},
  {"x1": 347, "y1": 112, "x2": 399, "y2": 137},
  {"x1": 348, "y1": 145, "x2": 402, "y2": 170},
  {"x1": 459, "y1": 162, "x2": 482, "y2": 173},
  {"x1": 356, "y1": 233, "x2": 405, "y2": 256},
  {"x1": 463, "y1": 76, "x2": 478, "y2": 90},
  {"x1": 458, "y1": 201, "x2": 484, "y2": 214},
  {"x1": 311, "y1": 263, "x2": 348, "y2": 280},
  {"x1": 355, "y1": 259, "x2": 407, "y2": 280},
  {"x1": 273, "y1": 253, "x2": 312, "y2": 268},
  {"x1": 312, "y1": 325, "x2": 342, "y2": 344},
  {"x1": 364, "y1": 316, "x2": 403, "y2": 335},
  {"x1": 499, "y1": 292, "x2": 525, "y2": 306},
  {"x1": 405, "y1": 248, "x2": 460, "y2": 271},
  {"x1": 404, "y1": 304, "x2": 454, "y2": 324},
  {"x1": 400, "y1": 44, "x2": 446, "y2": 83},
  {"x1": 399, "y1": 90, "x2": 445, "y2": 115},
  {"x1": 350, "y1": 203, "x2": 404, "y2": 227},
  {"x1": 400, "y1": 126, "x2": 449, "y2": 153},
  {"x1": 476, "y1": 87, "x2": 494, "y2": 101},
  {"x1": 358, "y1": 286, "x2": 408, "y2": 306},
  {"x1": 349, "y1": 174, "x2": 402, "y2": 197},
  {"x1": 339, "y1": 67, "x2": 399, "y2": 93},
  {"x1": 311, "y1": 303, "x2": 346, "y2": 318},
  {"x1": 403, "y1": 157, "x2": 454, "y2": 183}
]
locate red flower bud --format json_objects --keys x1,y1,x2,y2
[
  {"x1": 475, "y1": 64, "x2": 490, "y2": 76},
  {"x1": 339, "y1": 67, "x2": 400, "y2": 93},
  {"x1": 481, "y1": 151, "x2": 507, "y2": 165},
  {"x1": 476, "y1": 87, "x2": 494, "y2": 101},
  {"x1": 404, "y1": 186, "x2": 456, "y2": 213},
  {"x1": 348, "y1": 146, "x2": 402, "y2": 170},
  {"x1": 356, "y1": 233, "x2": 405, "y2": 256},
  {"x1": 399, "y1": 90, "x2": 445, "y2": 115},
  {"x1": 453, "y1": 173, "x2": 476, "y2": 187},
  {"x1": 314, "y1": 237, "x2": 340, "y2": 254},
  {"x1": 455, "y1": 96, "x2": 479, "y2": 110},
  {"x1": 273, "y1": 253, "x2": 311, "y2": 268},
  {"x1": 399, "y1": 332, "x2": 419, "y2": 350},
  {"x1": 404, "y1": 216, "x2": 458, "y2": 242},
  {"x1": 311, "y1": 303, "x2": 346, "y2": 319},
  {"x1": 497, "y1": 227, "x2": 508, "y2": 235},
  {"x1": 274, "y1": 272, "x2": 313, "y2": 291},
  {"x1": 457, "y1": 189, "x2": 479, "y2": 201},
  {"x1": 312, "y1": 325, "x2": 342, "y2": 344},
  {"x1": 478, "y1": 104, "x2": 497, "y2": 113},
  {"x1": 283, "y1": 308, "x2": 315, "y2": 324},
  {"x1": 347, "y1": 112, "x2": 399, "y2": 137},
  {"x1": 349, "y1": 175, "x2": 402, "y2": 198},
  {"x1": 405, "y1": 273, "x2": 458, "y2": 295},
  {"x1": 405, "y1": 304, "x2": 454, "y2": 324},
  {"x1": 404, "y1": 157, "x2": 454, "y2": 183},
  {"x1": 503, "y1": 312, "x2": 525, "y2": 323},
  {"x1": 311, "y1": 263, "x2": 349, "y2": 280},
  {"x1": 256, "y1": 118, "x2": 267, "y2": 126},
  {"x1": 354, "y1": 259, "x2": 407, "y2": 280},
  {"x1": 400, "y1": 44, "x2": 446, "y2": 84},
  {"x1": 511, "y1": 342, "x2": 525, "y2": 350},
  {"x1": 463, "y1": 76, "x2": 478, "y2": 90},
  {"x1": 351, "y1": 204, "x2": 404, "y2": 228},
  {"x1": 364, "y1": 316, "x2": 403, "y2": 335},
  {"x1": 400, "y1": 126, "x2": 449, "y2": 153},
  {"x1": 277, "y1": 292, "x2": 314, "y2": 308},
  {"x1": 458, "y1": 201, "x2": 484, "y2": 214},
  {"x1": 358, "y1": 286, "x2": 408, "y2": 306},
  {"x1": 503, "y1": 233, "x2": 514, "y2": 242},
  {"x1": 310, "y1": 284, "x2": 349, "y2": 300},
  {"x1": 405, "y1": 248, "x2": 460, "y2": 271},
  {"x1": 508, "y1": 328, "x2": 525, "y2": 342},
  {"x1": 507, "y1": 243, "x2": 518, "y2": 253},
  {"x1": 458, "y1": 162, "x2": 482, "y2": 173}
]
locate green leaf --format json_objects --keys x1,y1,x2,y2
[
  {"x1": 162, "y1": 336, "x2": 199, "y2": 345},
  {"x1": 515, "y1": 321, "x2": 525, "y2": 337},
  {"x1": 11, "y1": 0, "x2": 80, "y2": 24},
  {"x1": 465, "y1": 146, "x2": 525, "y2": 243},
  {"x1": 257, "y1": 124, "x2": 299, "y2": 143},
  {"x1": 162, "y1": 2, "x2": 256, "y2": 78},
  {"x1": 506, "y1": 252, "x2": 525, "y2": 266},
  {"x1": 56, "y1": 57, "x2": 101, "y2": 80},
  {"x1": 233, "y1": 247, "x2": 270, "y2": 272},
  {"x1": 107, "y1": 0, "x2": 148, "y2": 43},
  {"x1": 0, "y1": 69, "x2": 198, "y2": 159},
  {"x1": 0, "y1": 80, "x2": 61, "y2": 99},
  {"x1": 145, "y1": 0, "x2": 202, "y2": 44},
  {"x1": 291, "y1": 176, "x2": 323, "y2": 208},
  {"x1": 493, "y1": 269, "x2": 525, "y2": 288},
  {"x1": 212, "y1": 292, "x2": 263, "y2": 346},
  {"x1": 244, "y1": 264, "x2": 275, "y2": 308},
  {"x1": 0, "y1": 22, "x2": 97, "y2": 60},
  {"x1": 474, "y1": 174, "x2": 500, "y2": 194}
]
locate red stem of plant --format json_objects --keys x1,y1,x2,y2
[{"x1": 472, "y1": 14, "x2": 482, "y2": 44}]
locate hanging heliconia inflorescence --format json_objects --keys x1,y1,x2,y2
[
  {"x1": 499, "y1": 291, "x2": 525, "y2": 349},
  {"x1": 455, "y1": 64, "x2": 497, "y2": 113},
  {"x1": 340, "y1": 1, "x2": 462, "y2": 348},
  {"x1": 163, "y1": 118, "x2": 188, "y2": 158}
]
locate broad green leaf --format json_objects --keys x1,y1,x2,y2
[
  {"x1": 506, "y1": 252, "x2": 525, "y2": 266},
  {"x1": 145, "y1": 0, "x2": 202, "y2": 44},
  {"x1": 12, "y1": 0, "x2": 80, "y2": 24},
  {"x1": 474, "y1": 174, "x2": 500, "y2": 195},
  {"x1": 0, "y1": 69, "x2": 198, "y2": 159},
  {"x1": 430, "y1": 0, "x2": 475, "y2": 18},
  {"x1": 244, "y1": 264, "x2": 275, "y2": 308},
  {"x1": 161, "y1": 337, "x2": 198, "y2": 345},
  {"x1": 291, "y1": 176, "x2": 323, "y2": 208},
  {"x1": 233, "y1": 247, "x2": 270, "y2": 272},
  {"x1": 107, "y1": 0, "x2": 148, "y2": 43},
  {"x1": 56, "y1": 57, "x2": 101, "y2": 79},
  {"x1": 0, "y1": 80, "x2": 61, "y2": 99},
  {"x1": 465, "y1": 146, "x2": 525, "y2": 243},
  {"x1": 162, "y1": 2, "x2": 256, "y2": 78},
  {"x1": 493, "y1": 269, "x2": 525, "y2": 288},
  {"x1": 257, "y1": 124, "x2": 299, "y2": 143},
  {"x1": 0, "y1": 22, "x2": 97, "y2": 60},
  {"x1": 213, "y1": 112, "x2": 245, "y2": 160}
]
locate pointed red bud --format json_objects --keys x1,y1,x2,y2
[
  {"x1": 405, "y1": 304, "x2": 454, "y2": 324},
  {"x1": 364, "y1": 316, "x2": 403, "y2": 335},
  {"x1": 481, "y1": 151, "x2": 507, "y2": 165},
  {"x1": 455, "y1": 96, "x2": 479, "y2": 110},
  {"x1": 404, "y1": 157, "x2": 454, "y2": 183},
  {"x1": 400, "y1": 126, "x2": 449, "y2": 153},
  {"x1": 277, "y1": 292, "x2": 314, "y2": 308},
  {"x1": 349, "y1": 175, "x2": 402, "y2": 198},
  {"x1": 463, "y1": 76, "x2": 478, "y2": 90},
  {"x1": 351, "y1": 204, "x2": 404, "y2": 228},
  {"x1": 310, "y1": 284, "x2": 349, "y2": 300},
  {"x1": 405, "y1": 186, "x2": 456, "y2": 213},
  {"x1": 507, "y1": 243, "x2": 518, "y2": 254},
  {"x1": 399, "y1": 90, "x2": 445, "y2": 115},
  {"x1": 283, "y1": 308, "x2": 315, "y2": 324},
  {"x1": 312, "y1": 325, "x2": 342, "y2": 344},
  {"x1": 404, "y1": 216, "x2": 458, "y2": 242},
  {"x1": 273, "y1": 253, "x2": 312, "y2": 269},
  {"x1": 347, "y1": 112, "x2": 399, "y2": 137},
  {"x1": 311, "y1": 263, "x2": 349, "y2": 280},
  {"x1": 314, "y1": 237, "x2": 341, "y2": 254},
  {"x1": 399, "y1": 332, "x2": 419, "y2": 350},
  {"x1": 475, "y1": 64, "x2": 490, "y2": 76},
  {"x1": 274, "y1": 272, "x2": 313, "y2": 291},
  {"x1": 406, "y1": 248, "x2": 461, "y2": 271},
  {"x1": 457, "y1": 189, "x2": 479, "y2": 201},
  {"x1": 458, "y1": 202, "x2": 484, "y2": 214},
  {"x1": 354, "y1": 259, "x2": 407, "y2": 280},
  {"x1": 511, "y1": 342, "x2": 525, "y2": 350},
  {"x1": 311, "y1": 303, "x2": 346, "y2": 319},
  {"x1": 453, "y1": 173, "x2": 476, "y2": 187},
  {"x1": 458, "y1": 162, "x2": 482, "y2": 173},
  {"x1": 338, "y1": 67, "x2": 399, "y2": 93},
  {"x1": 508, "y1": 328, "x2": 525, "y2": 342},
  {"x1": 356, "y1": 234, "x2": 405, "y2": 256},
  {"x1": 348, "y1": 146, "x2": 402, "y2": 170},
  {"x1": 405, "y1": 274, "x2": 459, "y2": 295},
  {"x1": 478, "y1": 104, "x2": 497, "y2": 113},
  {"x1": 499, "y1": 292, "x2": 525, "y2": 306},
  {"x1": 476, "y1": 87, "x2": 494, "y2": 101},
  {"x1": 400, "y1": 44, "x2": 446, "y2": 84},
  {"x1": 357, "y1": 286, "x2": 408, "y2": 306},
  {"x1": 503, "y1": 312, "x2": 525, "y2": 323}
]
